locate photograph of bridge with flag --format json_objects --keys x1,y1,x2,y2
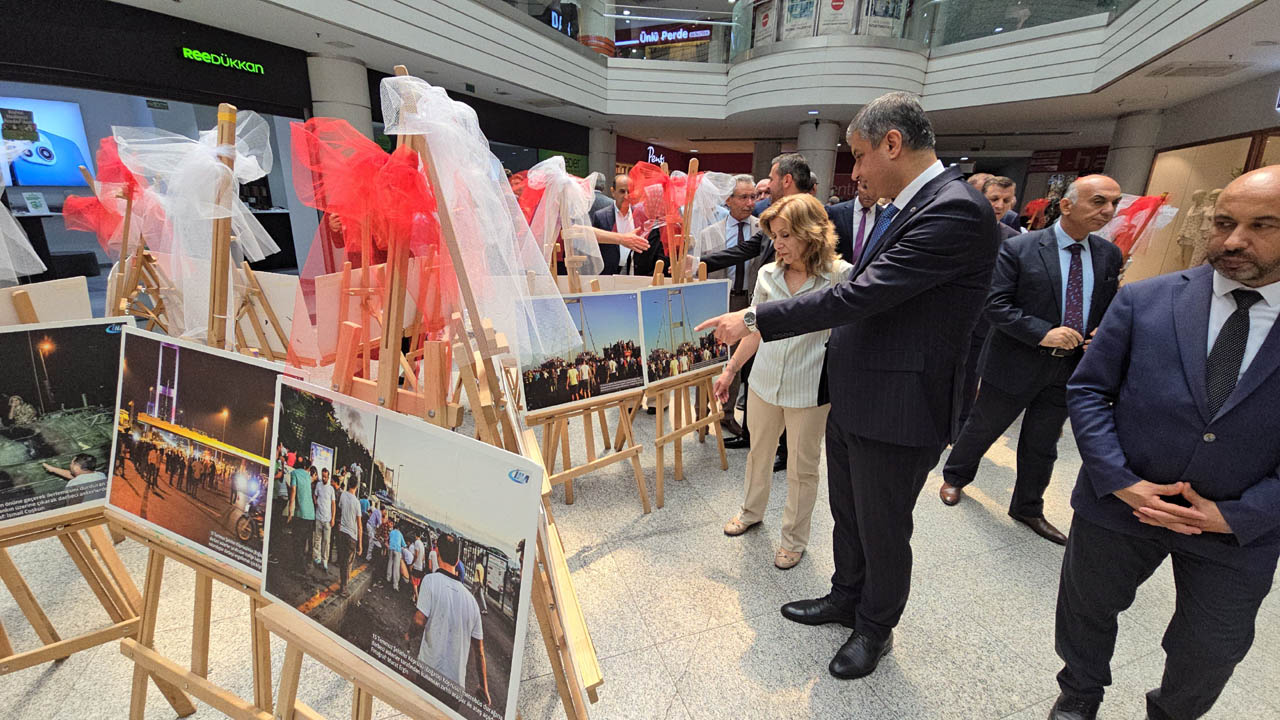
[
  {"x1": 106, "y1": 328, "x2": 282, "y2": 574},
  {"x1": 262, "y1": 378, "x2": 542, "y2": 720},
  {"x1": 521, "y1": 290, "x2": 645, "y2": 412},
  {"x1": 640, "y1": 279, "x2": 731, "y2": 382}
]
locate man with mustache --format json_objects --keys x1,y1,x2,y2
[
  {"x1": 939, "y1": 174, "x2": 1125, "y2": 544},
  {"x1": 1048, "y1": 165, "x2": 1280, "y2": 720}
]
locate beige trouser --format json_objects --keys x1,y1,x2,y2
[{"x1": 739, "y1": 389, "x2": 830, "y2": 553}]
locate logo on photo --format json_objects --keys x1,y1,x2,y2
[{"x1": 508, "y1": 469, "x2": 531, "y2": 485}]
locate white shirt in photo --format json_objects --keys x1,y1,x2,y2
[{"x1": 416, "y1": 573, "x2": 484, "y2": 686}]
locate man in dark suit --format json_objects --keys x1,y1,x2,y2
[
  {"x1": 696, "y1": 153, "x2": 818, "y2": 275},
  {"x1": 697, "y1": 92, "x2": 999, "y2": 679},
  {"x1": 826, "y1": 180, "x2": 879, "y2": 263},
  {"x1": 590, "y1": 174, "x2": 635, "y2": 275},
  {"x1": 939, "y1": 175, "x2": 1125, "y2": 545},
  {"x1": 1048, "y1": 165, "x2": 1280, "y2": 720}
]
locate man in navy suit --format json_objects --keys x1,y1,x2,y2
[
  {"x1": 826, "y1": 180, "x2": 879, "y2": 264},
  {"x1": 590, "y1": 174, "x2": 634, "y2": 275},
  {"x1": 697, "y1": 92, "x2": 999, "y2": 679},
  {"x1": 1048, "y1": 165, "x2": 1280, "y2": 720},
  {"x1": 939, "y1": 175, "x2": 1125, "y2": 545}
]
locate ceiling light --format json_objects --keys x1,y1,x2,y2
[
  {"x1": 960, "y1": 156, "x2": 969, "y2": 161},
  {"x1": 690, "y1": 149, "x2": 699, "y2": 153},
  {"x1": 993, "y1": 27, "x2": 1004, "y2": 33},
  {"x1": 949, "y1": 162, "x2": 957, "y2": 167},
  {"x1": 807, "y1": 110, "x2": 819, "y2": 115},
  {"x1": 626, "y1": 19, "x2": 630, "y2": 22},
  {"x1": 622, "y1": 9, "x2": 630, "y2": 14},
  {"x1": 1253, "y1": 40, "x2": 1279, "y2": 46}
]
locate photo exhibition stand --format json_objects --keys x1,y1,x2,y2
[
  {"x1": 262, "y1": 66, "x2": 602, "y2": 720},
  {"x1": 0, "y1": 298, "x2": 189, "y2": 709}
]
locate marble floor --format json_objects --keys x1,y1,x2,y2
[{"x1": 3, "y1": 407, "x2": 1278, "y2": 719}]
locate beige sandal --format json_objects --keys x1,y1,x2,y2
[
  {"x1": 774, "y1": 548, "x2": 803, "y2": 570},
  {"x1": 723, "y1": 517, "x2": 758, "y2": 536}
]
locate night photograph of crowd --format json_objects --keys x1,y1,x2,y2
[{"x1": 108, "y1": 330, "x2": 279, "y2": 571}]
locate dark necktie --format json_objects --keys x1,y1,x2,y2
[
  {"x1": 850, "y1": 206, "x2": 870, "y2": 264},
  {"x1": 1206, "y1": 289, "x2": 1263, "y2": 416},
  {"x1": 1064, "y1": 243, "x2": 1085, "y2": 334},
  {"x1": 861, "y1": 203, "x2": 899, "y2": 264},
  {"x1": 733, "y1": 221, "x2": 746, "y2": 292}
]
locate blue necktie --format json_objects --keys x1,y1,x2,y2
[{"x1": 861, "y1": 203, "x2": 899, "y2": 264}]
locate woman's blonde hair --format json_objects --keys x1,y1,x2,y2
[{"x1": 758, "y1": 193, "x2": 839, "y2": 275}]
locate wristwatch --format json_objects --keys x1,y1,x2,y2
[{"x1": 743, "y1": 306, "x2": 758, "y2": 334}]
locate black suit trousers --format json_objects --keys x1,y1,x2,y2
[
  {"x1": 1056, "y1": 515, "x2": 1278, "y2": 719},
  {"x1": 942, "y1": 356, "x2": 1074, "y2": 517},
  {"x1": 958, "y1": 332, "x2": 986, "y2": 427},
  {"x1": 826, "y1": 414, "x2": 944, "y2": 641}
]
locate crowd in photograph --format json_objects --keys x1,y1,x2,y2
[
  {"x1": 522, "y1": 339, "x2": 643, "y2": 409},
  {"x1": 647, "y1": 333, "x2": 727, "y2": 381}
]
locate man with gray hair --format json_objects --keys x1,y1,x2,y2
[{"x1": 697, "y1": 91, "x2": 1000, "y2": 679}]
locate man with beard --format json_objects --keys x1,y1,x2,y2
[{"x1": 1048, "y1": 166, "x2": 1280, "y2": 720}]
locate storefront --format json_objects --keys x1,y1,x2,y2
[{"x1": 1, "y1": 0, "x2": 315, "y2": 279}]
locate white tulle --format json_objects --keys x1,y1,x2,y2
[
  {"x1": 525, "y1": 156, "x2": 604, "y2": 275},
  {"x1": 112, "y1": 111, "x2": 279, "y2": 340},
  {"x1": 687, "y1": 171, "x2": 736, "y2": 251},
  {"x1": 0, "y1": 140, "x2": 47, "y2": 288},
  {"x1": 380, "y1": 75, "x2": 579, "y2": 365}
]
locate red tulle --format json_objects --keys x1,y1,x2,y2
[
  {"x1": 1109, "y1": 195, "x2": 1167, "y2": 256},
  {"x1": 94, "y1": 137, "x2": 145, "y2": 200},
  {"x1": 62, "y1": 194, "x2": 122, "y2": 251},
  {"x1": 627, "y1": 162, "x2": 704, "y2": 257}
]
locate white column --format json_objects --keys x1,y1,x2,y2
[
  {"x1": 1104, "y1": 110, "x2": 1162, "y2": 194},
  {"x1": 577, "y1": 0, "x2": 614, "y2": 56},
  {"x1": 752, "y1": 140, "x2": 782, "y2": 182},
  {"x1": 796, "y1": 119, "x2": 842, "y2": 199},
  {"x1": 307, "y1": 54, "x2": 373, "y2": 137},
  {"x1": 589, "y1": 127, "x2": 616, "y2": 179}
]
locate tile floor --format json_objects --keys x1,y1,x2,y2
[{"x1": 3, "y1": 407, "x2": 1278, "y2": 719}]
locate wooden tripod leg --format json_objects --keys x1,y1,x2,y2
[
  {"x1": 705, "y1": 377, "x2": 729, "y2": 471},
  {"x1": 192, "y1": 572, "x2": 213, "y2": 677},
  {"x1": 560, "y1": 418, "x2": 573, "y2": 505},
  {"x1": 596, "y1": 406, "x2": 612, "y2": 451},
  {"x1": 0, "y1": 547, "x2": 61, "y2": 648},
  {"x1": 251, "y1": 597, "x2": 274, "y2": 711},
  {"x1": 351, "y1": 685, "x2": 374, "y2": 720},
  {"x1": 531, "y1": 557, "x2": 583, "y2": 720},
  {"x1": 673, "y1": 388, "x2": 685, "y2": 482},
  {"x1": 275, "y1": 641, "x2": 304, "y2": 720},
  {"x1": 583, "y1": 412, "x2": 597, "y2": 467},
  {"x1": 58, "y1": 533, "x2": 127, "y2": 623},
  {"x1": 0, "y1": 618, "x2": 12, "y2": 658},
  {"x1": 86, "y1": 525, "x2": 143, "y2": 614},
  {"x1": 129, "y1": 550, "x2": 197, "y2": 719},
  {"x1": 654, "y1": 393, "x2": 666, "y2": 509},
  {"x1": 620, "y1": 397, "x2": 651, "y2": 514}
]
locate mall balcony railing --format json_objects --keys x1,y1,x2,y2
[{"x1": 481, "y1": 0, "x2": 1139, "y2": 65}]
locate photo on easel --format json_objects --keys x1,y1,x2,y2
[
  {"x1": 262, "y1": 377, "x2": 543, "y2": 720},
  {"x1": 106, "y1": 328, "x2": 285, "y2": 575},
  {"x1": 522, "y1": 291, "x2": 645, "y2": 412},
  {"x1": 640, "y1": 279, "x2": 731, "y2": 382},
  {"x1": 0, "y1": 317, "x2": 132, "y2": 527}
]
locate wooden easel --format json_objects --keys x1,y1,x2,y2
[
  {"x1": 266, "y1": 65, "x2": 601, "y2": 720},
  {"x1": 232, "y1": 261, "x2": 290, "y2": 362},
  {"x1": 107, "y1": 509, "x2": 310, "y2": 720},
  {"x1": 206, "y1": 103, "x2": 238, "y2": 351}
]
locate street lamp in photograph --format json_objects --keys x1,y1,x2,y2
[
  {"x1": 259, "y1": 415, "x2": 269, "y2": 456},
  {"x1": 220, "y1": 407, "x2": 230, "y2": 441},
  {"x1": 37, "y1": 337, "x2": 55, "y2": 411}
]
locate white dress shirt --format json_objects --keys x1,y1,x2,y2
[
  {"x1": 748, "y1": 259, "x2": 855, "y2": 407},
  {"x1": 849, "y1": 202, "x2": 875, "y2": 262},
  {"x1": 890, "y1": 160, "x2": 946, "y2": 212},
  {"x1": 1207, "y1": 271, "x2": 1280, "y2": 380},
  {"x1": 724, "y1": 215, "x2": 753, "y2": 288},
  {"x1": 614, "y1": 202, "x2": 635, "y2": 265}
]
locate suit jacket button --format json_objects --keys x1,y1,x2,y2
[{"x1": 1202, "y1": 432, "x2": 1216, "y2": 443}]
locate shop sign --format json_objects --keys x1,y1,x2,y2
[
  {"x1": 180, "y1": 47, "x2": 265, "y2": 74},
  {"x1": 538, "y1": 149, "x2": 590, "y2": 177},
  {"x1": 647, "y1": 146, "x2": 665, "y2": 165},
  {"x1": 634, "y1": 26, "x2": 713, "y2": 46},
  {"x1": 818, "y1": 0, "x2": 857, "y2": 36},
  {"x1": 146, "y1": 99, "x2": 170, "y2": 110},
  {"x1": 781, "y1": 0, "x2": 818, "y2": 40}
]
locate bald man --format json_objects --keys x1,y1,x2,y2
[
  {"x1": 1048, "y1": 166, "x2": 1280, "y2": 720},
  {"x1": 940, "y1": 175, "x2": 1125, "y2": 545},
  {"x1": 591, "y1": 174, "x2": 636, "y2": 274}
]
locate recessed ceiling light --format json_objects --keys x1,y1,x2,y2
[
  {"x1": 949, "y1": 162, "x2": 957, "y2": 167},
  {"x1": 960, "y1": 156, "x2": 969, "y2": 160},
  {"x1": 690, "y1": 149, "x2": 699, "y2": 153},
  {"x1": 807, "y1": 110, "x2": 819, "y2": 115},
  {"x1": 622, "y1": 9, "x2": 630, "y2": 15},
  {"x1": 993, "y1": 27, "x2": 1004, "y2": 32}
]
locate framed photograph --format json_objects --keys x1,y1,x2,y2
[
  {"x1": 262, "y1": 377, "x2": 542, "y2": 720},
  {"x1": 106, "y1": 328, "x2": 286, "y2": 575},
  {"x1": 0, "y1": 317, "x2": 132, "y2": 527},
  {"x1": 522, "y1": 291, "x2": 645, "y2": 413},
  {"x1": 639, "y1": 279, "x2": 731, "y2": 382}
]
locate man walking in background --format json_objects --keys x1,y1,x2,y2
[{"x1": 409, "y1": 534, "x2": 491, "y2": 705}]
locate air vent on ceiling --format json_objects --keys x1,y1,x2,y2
[
  {"x1": 1145, "y1": 61, "x2": 1252, "y2": 78},
  {"x1": 525, "y1": 97, "x2": 569, "y2": 109},
  {"x1": 324, "y1": 40, "x2": 356, "y2": 49}
]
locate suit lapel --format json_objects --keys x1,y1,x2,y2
[
  {"x1": 1172, "y1": 269, "x2": 1213, "y2": 423},
  {"x1": 1215, "y1": 300, "x2": 1280, "y2": 418},
  {"x1": 1038, "y1": 233, "x2": 1063, "y2": 319}
]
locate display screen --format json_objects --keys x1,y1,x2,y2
[{"x1": 0, "y1": 96, "x2": 94, "y2": 187}]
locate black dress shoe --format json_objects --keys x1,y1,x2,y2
[
  {"x1": 1010, "y1": 513, "x2": 1068, "y2": 545},
  {"x1": 723, "y1": 435, "x2": 750, "y2": 449},
  {"x1": 773, "y1": 454, "x2": 787, "y2": 473},
  {"x1": 721, "y1": 417, "x2": 744, "y2": 437},
  {"x1": 1047, "y1": 693, "x2": 1099, "y2": 720},
  {"x1": 780, "y1": 595, "x2": 857, "y2": 628},
  {"x1": 829, "y1": 631, "x2": 892, "y2": 679}
]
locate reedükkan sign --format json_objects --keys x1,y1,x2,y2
[{"x1": 180, "y1": 47, "x2": 265, "y2": 74}]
